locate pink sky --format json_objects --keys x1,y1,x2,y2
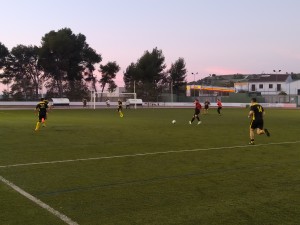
[{"x1": 1, "y1": 0, "x2": 300, "y2": 93}]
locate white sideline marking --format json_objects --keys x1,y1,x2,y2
[
  {"x1": 0, "y1": 175, "x2": 79, "y2": 225},
  {"x1": 0, "y1": 141, "x2": 300, "y2": 169}
]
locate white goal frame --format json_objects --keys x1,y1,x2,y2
[{"x1": 90, "y1": 91, "x2": 137, "y2": 109}]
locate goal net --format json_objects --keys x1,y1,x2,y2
[{"x1": 90, "y1": 91, "x2": 137, "y2": 109}]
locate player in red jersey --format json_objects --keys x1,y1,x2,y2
[
  {"x1": 217, "y1": 99, "x2": 222, "y2": 115},
  {"x1": 189, "y1": 99, "x2": 202, "y2": 125}
]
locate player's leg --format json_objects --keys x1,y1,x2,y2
[
  {"x1": 257, "y1": 124, "x2": 270, "y2": 137},
  {"x1": 256, "y1": 121, "x2": 269, "y2": 136},
  {"x1": 249, "y1": 121, "x2": 255, "y2": 144},
  {"x1": 264, "y1": 128, "x2": 270, "y2": 137},
  {"x1": 249, "y1": 128, "x2": 255, "y2": 144},
  {"x1": 196, "y1": 111, "x2": 201, "y2": 124},
  {"x1": 190, "y1": 114, "x2": 195, "y2": 123},
  {"x1": 119, "y1": 107, "x2": 124, "y2": 117},
  {"x1": 42, "y1": 115, "x2": 47, "y2": 127},
  {"x1": 256, "y1": 128, "x2": 265, "y2": 135},
  {"x1": 190, "y1": 109, "x2": 199, "y2": 124},
  {"x1": 35, "y1": 115, "x2": 42, "y2": 131},
  {"x1": 196, "y1": 115, "x2": 202, "y2": 125}
]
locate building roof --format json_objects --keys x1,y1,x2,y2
[{"x1": 248, "y1": 74, "x2": 289, "y2": 82}]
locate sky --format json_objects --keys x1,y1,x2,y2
[{"x1": 1, "y1": 0, "x2": 300, "y2": 90}]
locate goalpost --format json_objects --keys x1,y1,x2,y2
[{"x1": 90, "y1": 91, "x2": 137, "y2": 109}]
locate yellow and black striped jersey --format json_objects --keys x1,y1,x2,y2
[{"x1": 250, "y1": 103, "x2": 264, "y2": 120}]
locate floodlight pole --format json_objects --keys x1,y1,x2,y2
[
  {"x1": 134, "y1": 81, "x2": 136, "y2": 109},
  {"x1": 171, "y1": 80, "x2": 173, "y2": 103},
  {"x1": 192, "y1": 72, "x2": 198, "y2": 97}
]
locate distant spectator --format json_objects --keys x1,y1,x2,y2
[
  {"x1": 126, "y1": 100, "x2": 130, "y2": 109},
  {"x1": 106, "y1": 99, "x2": 110, "y2": 107},
  {"x1": 83, "y1": 98, "x2": 87, "y2": 108}
]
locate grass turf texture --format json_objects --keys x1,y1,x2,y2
[{"x1": 0, "y1": 108, "x2": 300, "y2": 225}]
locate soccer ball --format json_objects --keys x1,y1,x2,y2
[{"x1": 172, "y1": 120, "x2": 176, "y2": 124}]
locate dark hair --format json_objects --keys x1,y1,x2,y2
[
  {"x1": 40, "y1": 98, "x2": 44, "y2": 101},
  {"x1": 251, "y1": 98, "x2": 257, "y2": 102}
]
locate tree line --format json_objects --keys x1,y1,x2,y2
[{"x1": 0, "y1": 27, "x2": 187, "y2": 101}]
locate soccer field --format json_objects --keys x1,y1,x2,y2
[{"x1": 0, "y1": 108, "x2": 300, "y2": 225}]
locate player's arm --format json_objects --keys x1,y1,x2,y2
[
  {"x1": 34, "y1": 107, "x2": 39, "y2": 115},
  {"x1": 248, "y1": 110, "x2": 254, "y2": 118}
]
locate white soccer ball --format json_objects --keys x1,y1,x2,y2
[{"x1": 172, "y1": 120, "x2": 176, "y2": 124}]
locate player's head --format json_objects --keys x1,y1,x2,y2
[
  {"x1": 194, "y1": 99, "x2": 199, "y2": 102},
  {"x1": 251, "y1": 98, "x2": 257, "y2": 103},
  {"x1": 40, "y1": 97, "x2": 44, "y2": 101}
]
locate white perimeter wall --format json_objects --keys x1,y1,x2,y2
[{"x1": 0, "y1": 101, "x2": 297, "y2": 108}]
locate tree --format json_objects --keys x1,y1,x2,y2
[
  {"x1": 2, "y1": 45, "x2": 42, "y2": 100},
  {"x1": 99, "y1": 61, "x2": 120, "y2": 95},
  {"x1": 64, "y1": 80, "x2": 90, "y2": 100},
  {"x1": 167, "y1": 57, "x2": 187, "y2": 97},
  {"x1": 107, "y1": 80, "x2": 118, "y2": 93},
  {"x1": 124, "y1": 47, "x2": 167, "y2": 101},
  {"x1": 39, "y1": 28, "x2": 101, "y2": 97},
  {"x1": 82, "y1": 46, "x2": 102, "y2": 92},
  {"x1": 123, "y1": 63, "x2": 139, "y2": 92},
  {"x1": 0, "y1": 42, "x2": 10, "y2": 90},
  {"x1": 0, "y1": 42, "x2": 9, "y2": 70}
]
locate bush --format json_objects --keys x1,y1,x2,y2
[{"x1": 278, "y1": 91, "x2": 287, "y2": 95}]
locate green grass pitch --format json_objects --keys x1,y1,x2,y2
[{"x1": 0, "y1": 107, "x2": 300, "y2": 225}]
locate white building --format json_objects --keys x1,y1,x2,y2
[
  {"x1": 234, "y1": 74, "x2": 296, "y2": 95},
  {"x1": 288, "y1": 80, "x2": 300, "y2": 95}
]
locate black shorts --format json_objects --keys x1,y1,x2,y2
[
  {"x1": 205, "y1": 105, "x2": 209, "y2": 109},
  {"x1": 38, "y1": 113, "x2": 46, "y2": 121},
  {"x1": 118, "y1": 106, "x2": 123, "y2": 112},
  {"x1": 250, "y1": 119, "x2": 264, "y2": 130},
  {"x1": 194, "y1": 109, "x2": 200, "y2": 115}
]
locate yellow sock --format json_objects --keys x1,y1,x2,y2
[
  {"x1": 119, "y1": 112, "x2": 123, "y2": 117},
  {"x1": 35, "y1": 122, "x2": 40, "y2": 131}
]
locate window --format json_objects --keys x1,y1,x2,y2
[
  {"x1": 277, "y1": 84, "x2": 281, "y2": 91},
  {"x1": 251, "y1": 84, "x2": 255, "y2": 91},
  {"x1": 269, "y1": 84, "x2": 273, "y2": 89},
  {"x1": 259, "y1": 84, "x2": 263, "y2": 89}
]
